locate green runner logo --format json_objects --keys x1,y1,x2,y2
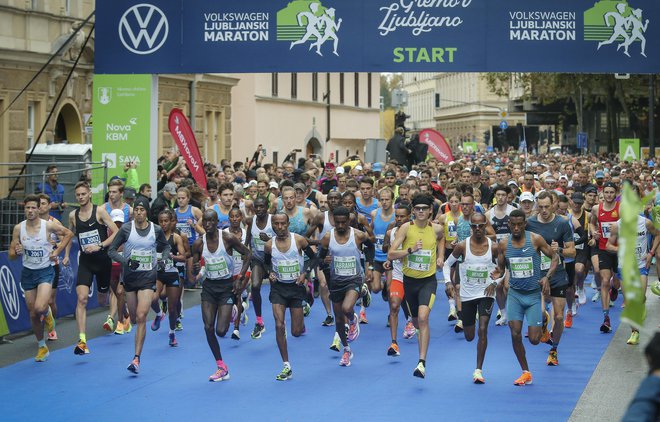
[
  {"x1": 277, "y1": 1, "x2": 342, "y2": 56},
  {"x1": 584, "y1": 1, "x2": 649, "y2": 57}
]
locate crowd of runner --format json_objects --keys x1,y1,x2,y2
[{"x1": 9, "y1": 147, "x2": 657, "y2": 385}]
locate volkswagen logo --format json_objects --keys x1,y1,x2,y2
[
  {"x1": 0, "y1": 265, "x2": 21, "y2": 320},
  {"x1": 118, "y1": 3, "x2": 169, "y2": 55}
]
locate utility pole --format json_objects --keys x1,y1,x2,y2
[{"x1": 650, "y1": 74, "x2": 655, "y2": 158}]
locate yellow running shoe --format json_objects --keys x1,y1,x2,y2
[
  {"x1": 124, "y1": 318, "x2": 133, "y2": 334},
  {"x1": 114, "y1": 321, "x2": 125, "y2": 335},
  {"x1": 44, "y1": 307, "x2": 55, "y2": 332},
  {"x1": 74, "y1": 340, "x2": 90, "y2": 355},
  {"x1": 473, "y1": 369, "x2": 485, "y2": 384},
  {"x1": 627, "y1": 331, "x2": 640, "y2": 345},
  {"x1": 546, "y1": 350, "x2": 558, "y2": 366},
  {"x1": 103, "y1": 316, "x2": 115, "y2": 332},
  {"x1": 540, "y1": 311, "x2": 551, "y2": 344},
  {"x1": 35, "y1": 345, "x2": 49, "y2": 362}
]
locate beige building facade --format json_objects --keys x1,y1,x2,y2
[{"x1": 228, "y1": 72, "x2": 380, "y2": 165}]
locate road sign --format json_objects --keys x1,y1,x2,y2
[
  {"x1": 499, "y1": 110, "x2": 508, "y2": 119},
  {"x1": 577, "y1": 132, "x2": 587, "y2": 149},
  {"x1": 499, "y1": 120, "x2": 508, "y2": 130}
]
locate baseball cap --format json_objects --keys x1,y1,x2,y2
[
  {"x1": 408, "y1": 170, "x2": 419, "y2": 178},
  {"x1": 134, "y1": 197, "x2": 150, "y2": 213},
  {"x1": 373, "y1": 163, "x2": 383, "y2": 172},
  {"x1": 507, "y1": 180, "x2": 519, "y2": 188},
  {"x1": 163, "y1": 182, "x2": 177, "y2": 195},
  {"x1": 470, "y1": 167, "x2": 481, "y2": 175},
  {"x1": 584, "y1": 184, "x2": 598, "y2": 194},
  {"x1": 294, "y1": 183, "x2": 306, "y2": 192},
  {"x1": 269, "y1": 181, "x2": 279, "y2": 189},
  {"x1": 123, "y1": 187, "x2": 136, "y2": 200},
  {"x1": 384, "y1": 170, "x2": 396, "y2": 177},
  {"x1": 595, "y1": 170, "x2": 605, "y2": 179},
  {"x1": 336, "y1": 167, "x2": 345, "y2": 174},
  {"x1": 571, "y1": 192, "x2": 585, "y2": 203},
  {"x1": 520, "y1": 192, "x2": 535, "y2": 203},
  {"x1": 355, "y1": 165, "x2": 363, "y2": 171},
  {"x1": 545, "y1": 176, "x2": 557, "y2": 183},
  {"x1": 110, "y1": 209, "x2": 125, "y2": 223},
  {"x1": 325, "y1": 162, "x2": 335, "y2": 170}
]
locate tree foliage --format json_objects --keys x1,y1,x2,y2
[{"x1": 380, "y1": 73, "x2": 403, "y2": 109}]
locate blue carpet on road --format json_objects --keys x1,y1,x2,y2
[{"x1": 0, "y1": 276, "x2": 622, "y2": 422}]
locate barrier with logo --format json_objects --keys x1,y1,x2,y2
[
  {"x1": 0, "y1": 240, "x2": 99, "y2": 336},
  {"x1": 96, "y1": 0, "x2": 660, "y2": 74}
]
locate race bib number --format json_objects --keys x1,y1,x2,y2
[
  {"x1": 277, "y1": 259, "x2": 301, "y2": 281},
  {"x1": 254, "y1": 237, "x2": 266, "y2": 252},
  {"x1": 24, "y1": 249, "x2": 45, "y2": 265},
  {"x1": 375, "y1": 235, "x2": 385, "y2": 250},
  {"x1": 407, "y1": 249, "x2": 432, "y2": 272},
  {"x1": 601, "y1": 222, "x2": 613, "y2": 239},
  {"x1": 130, "y1": 249, "x2": 153, "y2": 271},
  {"x1": 334, "y1": 256, "x2": 357, "y2": 277},
  {"x1": 465, "y1": 265, "x2": 489, "y2": 285},
  {"x1": 540, "y1": 253, "x2": 552, "y2": 271},
  {"x1": 79, "y1": 230, "x2": 100, "y2": 247},
  {"x1": 574, "y1": 233, "x2": 583, "y2": 250},
  {"x1": 496, "y1": 233, "x2": 508, "y2": 242},
  {"x1": 176, "y1": 222, "x2": 192, "y2": 238},
  {"x1": 206, "y1": 256, "x2": 230, "y2": 279},
  {"x1": 509, "y1": 257, "x2": 534, "y2": 279},
  {"x1": 447, "y1": 222, "x2": 457, "y2": 239},
  {"x1": 232, "y1": 250, "x2": 243, "y2": 266},
  {"x1": 156, "y1": 252, "x2": 174, "y2": 271}
]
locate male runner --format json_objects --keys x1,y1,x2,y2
[
  {"x1": 225, "y1": 206, "x2": 251, "y2": 340},
  {"x1": 590, "y1": 182, "x2": 620, "y2": 333},
  {"x1": 264, "y1": 213, "x2": 318, "y2": 380},
  {"x1": 443, "y1": 213, "x2": 501, "y2": 383},
  {"x1": 245, "y1": 196, "x2": 276, "y2": 339},
  {"x1": 570, "y1": 192, "x2": 591, "y2": 306},
  {"x1": 370, "y1": 187, "x2": 395, "y2": 300},
  {"x1": 67, "y1": 182, "x2": 119, "y2": 354},
  {"x1": 9, "y1": 195, "x2": 72, "y2": 361},
  {"x1": 107, "y1": 198, "x2": 170, "y2": 374},
  {"x1": 37, "y1": 194, "x2": 61, "y2": 341},
  {"x1": 318, "y1": 206, "x2": 374, "y2": 367},
  {"x1": 192, "y1": 209, "x2": 251, "y2": 381},
  {"x1": 356, "y1": 177, "x2": 379, "y2": 224},
  {"x1": 526, "y1": 191, "x2": 575, "y2": 365},
  {"x1": 496, "y1": 209, "x2": 556, "y2": 385},
  {"x1": 388, "y1": 194, "x2": 444, "y2": 378},
  {"x1": 211, "y1": 182, "x2": 235, "y2": 229}
]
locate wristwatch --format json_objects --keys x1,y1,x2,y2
[{"x1": 97, "y1": 242, "x2": 105, "y2": 251}]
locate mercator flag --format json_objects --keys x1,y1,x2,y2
[{"x1": 168, "y1": 108, "x2": 207, "y2": 191}]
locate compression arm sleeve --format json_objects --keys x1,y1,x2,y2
[{"x1": 443, "y1": 254, "x2": 458, "y2": 284}]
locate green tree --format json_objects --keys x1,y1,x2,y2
[{"x1": 380, "y1": 73, "x2": 403, "y2": 109}]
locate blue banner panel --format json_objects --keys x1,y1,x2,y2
[
  {"x1": 96, "y1": 0, "x2": 660, "y2": 74},
  {"x1": 0, "y1": 241, "x2": 99, "y2": 335}
]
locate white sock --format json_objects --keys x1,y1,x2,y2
[
  {"x1": 284, "y1": 361, "x2": 291, "y2": 369},
  {"x1": 449, "y1": 299, "x2": 456, "y2": 308},
  {"x1": 501, "y1": 309, "x2": 507, "y2": 319},
  {"x1": 169, "y1": 329, "x2": 175, "y2": 334},
  {"x1": 156, "y1": 310, "x2": 164, "y2": 317}
]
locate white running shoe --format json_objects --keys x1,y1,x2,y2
[
  {"x1": 495, "y1": 316, "x2": 508, "y2": 326},
  {"x1": 571, "y1": 302, "x2": 578, "y2": 316},
  {"x1": 578, "y1": 288, "x2": 587, "y2": 305},
  {"x1": 591, "y1": 291, "x2": 601, "y2": 302}
]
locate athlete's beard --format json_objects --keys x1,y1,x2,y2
[{"x1": 276, "y1": 231, "x2": 289, "y2": 240}]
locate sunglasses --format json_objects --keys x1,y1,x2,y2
[
  {"x1": 470, "y1": 223, "x2": 486, "y2": 229},
  {"x1": 413, "y1": 206, "x2": 430, "y2": 212}
]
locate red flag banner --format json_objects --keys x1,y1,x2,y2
[
  {"x1": 168, "y1": 108, "x2": 207, "y2": 190},
  {"x1": 420, "y1": 129, "x2": 454, "y2": 164}
]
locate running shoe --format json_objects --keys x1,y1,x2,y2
[
  {"x1": 578, "y1": 288, "x2": 587, "y2": 305},
  {"x1": 591, "y1": 291, "x2": 601, "y2": 302},
  {"x1": 127, "y1": 358, "x2": 140, "y2": 374},
  {"x1": 251, "y1": 323, "x2": 266, "y2": 339},
  {"x1": 403, "y1": 320, "x2": 416, "y2": 339},
  {"x1": 495, "y1": 316, "x2": 508, "y2": 326},
  {"x1": 448, "y1": 307, "x2": 458, "y2": 321},
  {"x1": 600, "y1": 315, "x2": 612, "y2": 333},
  {"x1": 242, "y1": 297, "x2": 250, "y2": 311},
  {"x1": 47, "y1": 330, "x2": 58, "y2": 341},
  {"x1": 103, "y1": 316, "x2": 115, "y2": 332},
  {"x1": 43, "y1": 307, "x2": 55, "y2": 332},
  {"x1": 547, "y1": 350, "x2": 558, "y2": 366},
  {"x1": 175, "y1": 319, "x2": 184, "y2": 331},
  {"x1": 627, "y1": 331, "x2": 640, "y2": 345},
  {"x1": 161, "y1": 300, "x2": 168, "y2": 315},
  {"x1": 387, "y1": 342, "x2": 400, "y2": 357},
  {"x1": 303, "y1": 302, "x2": 311, "y2": 317},
  {"x1": 151, "y1": 314, "x2": 164, "y2": 331},
  {"x1": 496, "y1": 310, "x2": 502, "y2": 320},
  {"x1": 339, "y1": 349, "x2": 353, "y2": 366},
  {"x1": 169, "y1": 333, "x2": 178, "y2": 347},
  {"x1": 231, "y1": 305, "x2": 238, "y2": 324},
  {"x1": 590, "y1": 279, "x2": 597, "y2": 289},
  {"x1": 330, "y1": 332, "x2": 341, "y2": 352},
  {"x1": 454, "y1": 319, "x2": 464, "y2": 333},
  {"x1": 564, "y1": 312, "x2": 573, "y2": 328},
  {"x1": 74, "y1": 340, "x2": 89, "y2": 355},
  {"x1": 322, "y1": 315, "x2": 334, "y2": 326},
  {"x1": 386, "y1": 316, "x2": 390, "y2": 328},
  {"x1": 124, "y1": 318, "x2": 133, "y2": 333},
  {"x1": 513, "y1": 371, "x2": 533, "y2": 386},
  {"x1": 571, "y1": 302, "x2": 578, "y2": 317},
  {"x1": 359, "y1": 309, "x2": 368, "y2": 324},
  {"x1": 413, "y1": 362, "x2": 426, "y2": 379},
  {"x1": 209, "y1": 364, "x2": 230, "y2": 382},
  {"x1": 35, "y1": 345, "x2": 49, "y2": 362},
  {"x1": 347, "y1": 314, "x2": 360, "y2": 342},
  {"x1": 540, "y1": 311, "x2": 551, "y2": 343},
  {"x1": 381, "y1": 284, "x2": 389, "y2": 302},
  {"x1": 276, "y1": 366, "x2": 293, "y2": 381},
  {"x1": 361, "y1": 284, "x2": 372, "y2": 307},
  {"x1": 609, "y1": 285, "x2": 619, "y2": 302},
  {"x1": 473, "y1": 369, "x2": 485, "y2": 384},
  {"x1": 231, "y1": 329, "x2": 240, "y2": 340},
  {"x1": 114, "y1": 321, "x2": 125, "y2": 335}
]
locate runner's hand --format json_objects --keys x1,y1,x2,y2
[
  {"x1": 436, "y1": 257, "x2": 444, "y2": 269},
  {"x1": 490, "y1": 268, "x2": 502, "y2": 280},
  {"x1": 49, "y1": 251, "x2": 59, "y2": 262},
  {"x1": 550, "y1": 240, "x2": 559, "y2": 253},
  {"x1": 192, "y1": 261, "x2": 201, "y2": 274},
  {"x1": 414, "y1": 239, "x2": 423, "y2": 252},
  {"x1": 62, "y1": 256, "x2": 70, "y2": 266},
  {"x1": 128, "y1": 259, "x2": 140, "y2": 270},
  {"x1": 157, "y1": 260, "x2": 165, "y2": 272},
  {"x1": 296, "y1": 273, "x2": 306, "y2": 286},
  {"x1": 269, "y1": 272, "x2": 277, "y2": 282},
  {"x1": 259, "y1": 233, "x2": 271, "y2": 242},
  {"x1": 540, "y1": 277, "x2": 550, "y2": 297},
  {"x1": 646, "y1": 252, "x2": 653, "y2": 269},
  {"x1": 484, "y1": 282, "x2": 497, "y2": 297},
  {"x1": 14, "y1": 243, "x2": 23, "y2": 256},
  {"x1": 383, "y1": 260, "x2": 391, "y2": 271}
]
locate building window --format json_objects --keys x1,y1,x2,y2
[
  {"x1": 271, "y1": 73, "x2": 278, "y2": 97},
  {"x1": 339, "y1": 73, "x2": 344, "y2": 105},
  {"x1": 312, "y1": 73, "x2": 318, "y2": 102},
  {"x1": 27, "y1": 102, "x2": 35, "y2": 147},
  {"x1": 354, "y1": 73, "x2": 359, "y2": 107},
  {"x1": 367, "y1": 73, "x2": 372, "y2": 108},
  {"x1": 291, "y1": 73, "x2": 297, "y2": 99},
  {"x1": 65, "y1": 0, "x2": 71, "y2": 16}
]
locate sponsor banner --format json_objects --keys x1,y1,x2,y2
[
  {"x1": 0, "y1": 241, "x2": 99, "y2": 335},
  {"x1": 92, "y1": 74, "x2": 158, "y2": 203},
  {"x1": 463, "y1": 141, "x2": 478, "y2": 153},
  {"x1": 420, "y1": 129, "x2": 454, "y2": 164},
  {"x1": 168, "y1": 109, "x2": 208, "y2": 191},
  {"x1": 96, "y1": 0, "x2": 660, "y2": 74},
  {"x1": 619, "y1": 138, "x2": 640, "y2": 161}
]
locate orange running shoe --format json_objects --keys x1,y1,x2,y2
[
  {"x1": 513, "y1": 371, "x2": 533, "y2": 386},
  {"x1": 547, "y1": 350, "x2": 558, "y2": 366},
  {"x1": 564, "y1": 312, "x2": 573, "y2": 328}
]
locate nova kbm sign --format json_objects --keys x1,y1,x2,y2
[{"x1": 96, "y1": 0, "x2": 660, "y2": 74}]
